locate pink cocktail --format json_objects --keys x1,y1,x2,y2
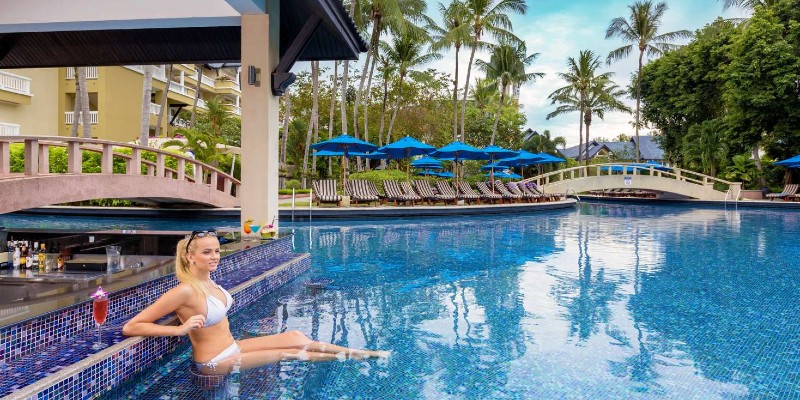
[{"x1": 90, "y1": 286, "x2": 109, "y2": 350}]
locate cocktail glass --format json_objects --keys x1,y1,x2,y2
[{"x1": 90, "y1": 286, "x2": 109, "y2": 350}]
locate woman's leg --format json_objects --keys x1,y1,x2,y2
[{"x1": 238, "y1": 330, "x2": 389, "y2": 358}]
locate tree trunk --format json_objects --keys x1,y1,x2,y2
[
  {"x1": 140, "y1": 66, "x2": 153, "y2": 146},
  {"x1": 635, "y1": 50, "x2": 644, "y2": 162},
  {"x1": 490, "y1": 84, "x2": 506, "y2": 145},
  {"x1": 77, "y1": 67, "x2": 92, "y2": 138},
  {"x1": 311, "y1": 62, "x2": 320, "y2": 174},
  {"x1": 340, "y1": 0, "x2": 354, "y2": 136},
  {"x1": 453, "y1": 46, "x2": 460, "y2": 141},
  {"x1": 578, "y1": 91, "x2": 585, "y2": 166},
  {"x1": 280, "y1": 87, "x2": 292, "y2": 189},
  {"x1": 378, "y1": 74, "x2": 390, "y2": 169},
  {"x1": 327, "y1": 61, "x2": 338, "y2": 177},
  {"x1": 302, "y1": 61, "x2": 320, "y2": 189},
  {"x1": 585, "y1": 109, "x2": 591, "y2": 166},
  {"x1": 385, "y1": 75, "x2": 405, "y2": 146},
  {"x1": 190, "y1": 66, "x2": 203, "y2": 128},
  {"x1": 752, "y1": 145, "x2": 766, "y2": 188},
  {"x1": 460, "y1": 42, "x2": 478, "y2": 141},
  {"x1": 362, "y1": 49, "x2": 378, "y2": 171},
  {"x1": 354, "y1": 18, "x2": 380, "y2": 142},
  {"x1": 154, "y1": 65, "x2": 173, "y2": 137},
  {"x1": 71, "y1": 68, "x2": 81, "y2": 137}
]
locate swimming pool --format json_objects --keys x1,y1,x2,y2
[{"x1": 108, "y1": 203, "x2": 800, "y2": 398}]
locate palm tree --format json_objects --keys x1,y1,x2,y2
[
  {"x1": 352, "y1": 0, "x2": 427, "y2": 144},
  {"x1": 382, "y1": 31, "x2": 441, "y2": 145},
  {"x1": 302, "y1": 61, "x2": 320, "y2": 189},
  {"x1": 280, "y1": 88, "x2": 292, "y2": 189},
  {"x1": 524, "y1": 129, "x2": 566, "y2": 154},
  {"x1": 471, "y1": 77, "x2": 497, "y2": 113},
  {"x1": 376, "y1": 53, "x2": 396, "y2": 148},
  {"x1": 459, "y1": 0, "x2": 527, "y2": 141},
  {"x1": 204, "y1": 96, "x2": 232, "y2": 138},
  {"x1": 476, "y1": 40, "x2": 543, "y2": 145},
  {"x1": 162, "y1": 127, "x2": 223, "y2": 167},
  {"x1": 430, "y1": 0, "x2": 471, "y2": 140},
  {"x1": 547, "y1": 50, "x2": 611, "y2": 165},
  {"x1": 682, "y1": 120, "x2": 727, "y2": 176},
  {"x1": 605, "y1": 0, "x2": 691, "y2": 161},
  {"x1": 139, "y1": 66, "x2": 154, "y2": 146},
  {"x1": 190, "y1": 65, "x2": 204, "y2": 128},
  {"x1": 580, "y1": 77, "x2": 632, "y2": 152},
  {"x1": 327, "y1": 61, "x2": 339, "y2": 177},
  {"x1": 154, "y1": 64, "x2": 173, "y2": 137},
  {"x1": 719, "y1": 0, "x2": 778, "y2": 9},
  {"x1": 70, "y1": 67, "x2": 92, "y2": 139}
]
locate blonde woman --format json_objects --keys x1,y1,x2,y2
[{"x1": 123, "y1": 229, "x2": 388, "y2": 374}]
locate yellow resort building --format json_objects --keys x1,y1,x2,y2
[{"x1": 0, "y1": 64, "x2": 242, "y2": 141}]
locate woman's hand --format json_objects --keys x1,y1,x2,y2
[{"x1": 178, "y1": 315, "x2": 206, "y2": 335}]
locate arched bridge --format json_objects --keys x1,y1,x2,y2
[
  {"x1": 0, "y1": 136, "x2": 240, "y2": 214},
  {"x1": 522, "y1": 163, "x2": 742, "y2": 201}
]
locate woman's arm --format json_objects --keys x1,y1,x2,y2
[{"x1": 122, "y1": 285, "x2": 206, "y2": 337}]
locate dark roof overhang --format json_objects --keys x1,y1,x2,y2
[{"x1": 0, "y1": 0, "x2": 367, "y2": 95}]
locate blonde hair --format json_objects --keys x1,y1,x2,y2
[{"x1": 175, "y1": 237, "x2": 211, "y2": 296}]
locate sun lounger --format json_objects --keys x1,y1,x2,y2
[
  {"x1": 475, "y1": 182, "x2": 503, "y2": 203},
  {"x1": 400, "y1": 181, "x2": 424, "y2": 204},
  {"x1": 436, "y1": 180, "x2": 478, "y2": 204},
  {"x1": 413, "y1": 180, "x2": 456, "y2": 205},
  {"x1": 517, "y1": 182, "x2": 544, "y2": 201},
  {"x1": 383, "y1": 180, "x2": 418, "y2": 205},
  {"x1": 765, "y1": 184, "x2": 798, "y2": 201},
  {"x1": 457, "y1": 181, "x2": 484, "y2": 203},
  {"x1": 311, "y1": 179, "x2": 341, "y2": 206},
  {"x1": 346, "y1": 180, "x2": 380, "y2": 204},
  {"x1": 506, "y1": 182, "x2": 538, "y2": 202},
  {"x1": 526, "y1": 182, "x2": 562, "y2": 201},
  {"x1": 493, "y1": 179, "x2": 522, "y2": 203}
]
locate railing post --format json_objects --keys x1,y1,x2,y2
[
  {"x1": 38, "y1": 143, "x2": 49, "y2": 174},
  {"x1": 67, "y1": 141, "x2": 81, "y2": 174},
  {"x1": 101, "y1": 143, "x2": 113, "y2": 174},
  {"x1": 224, "y1": 177, "x2": 233, "y2": 194},
  {"x1": 676, "y1": 169, "x2": 682, "y2": 181},
  {"x1": 156, "y1": 153, "x2": 165, "y2": 178},
  {"x1": 0, "y1": 141, "x2": 10, "y2": 175},
  {"x1": 177, "y1": 158, "x2": 185, "y2": 181},
  {"x1": 208, "y1": 170, "x2": 218, "y2": 190},
  {"x1": 130, "y1": 148, "x2": 141, "y2": 175},
  {"x1": 24, "y1": 139, "x2": 39, "y2": 176},
  {"x1": 194, "y1": 164, "x2": 203, "y2": 184}
]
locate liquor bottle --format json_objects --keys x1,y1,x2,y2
[
  {"x1": 56, "y1": 247, "x2": 64, "y2": 270},
  {"x1": 12, "y1": 243, "x2": 20, "y2": 268},
  {"x1": 19, "y1": 243, "x2": 27, "y2": 269},
  {"x1": 38, "y1": 243, "x2": 46, "y2": 272},
  {"x1": 31, "y1": 242, "x2": 39, "y2": 269}
]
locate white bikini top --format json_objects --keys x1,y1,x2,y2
[{"x1": 203, "y1": 282, "x2": 233, "y2": 327}]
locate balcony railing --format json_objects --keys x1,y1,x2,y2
[
  {"x1": 169, "y1": 83, "x2": 195, "y2": 98},
  {"x1": 229, "y1": 105, "x2": 241, "y2": 115},
  {"x1": 124, "y1": 65, "x2": 167, "y2": 82},
  {"x1": 0, "y1": 122, "x2": 20, "y2": 136},
  {"x1": 64, "y1": 111, "x2": 99, "y2": 125},
  {"x1": 150, "y1": 103, "x2": 161, "y2": 115},
  {"x1": 197, "y1": 98, "x2": 208, "y2": 109},
  {"x1": 65, "y1": 67, "x2": 99, "y2": 79},
  {"x1": 0, "y1": 71, "x2": 32, "y2": 95}
]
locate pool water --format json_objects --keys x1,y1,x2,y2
[{"x1": 108, "y1": 203, "x2": 800, "y2": 399}]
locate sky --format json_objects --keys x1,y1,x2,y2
[{"x1": 418, "y1": 0, "x2": 751, "y2": 147}]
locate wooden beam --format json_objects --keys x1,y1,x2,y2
[{"x1": 271, "y1": 14, "x2": 320, "y2": 95}]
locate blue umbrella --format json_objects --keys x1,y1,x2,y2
[
  {"x1": 435, "y1": 171, "x2": 455, "y2": 178},
  {"x1": 485, "y1": 171, "x2": 522, "y2": 179},
  {"x1": 380, "y1": 136, "x2": 436, "y2": 179},
  {"x1": 311, "y1": 134, "x2": 378, "y2": 187},
  {"x1": 775, "y1": 155, "x2": 800, "y2": 168},
  {"x1": 530, "y1": 153, "x2": 566, "y2": 164},
  {"x1": 483, "y1": 145, "x2": 518, "y2": 191},
  {"x1": 432, "y1": 142, "x2": 489, "y2": 196},
  {"x1": 496, "y1": 150, "x2": 546, "y2": 167},
  {"x1": 411, "y1": 156, "x2": 443, "y2": 169},
  {"x1": 416, "y1": 170, "x2": 440, "y2": 176}
]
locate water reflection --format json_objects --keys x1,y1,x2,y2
[{"x1": 241, "y1": 205, "x2": 800, "y2": 399}]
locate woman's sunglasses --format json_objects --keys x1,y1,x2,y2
[{"x1": 186, "y1": 229, "x2": 218, "y2": 249}]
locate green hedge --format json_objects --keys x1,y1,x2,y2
[{"x1": 278, "y1": 189, "x2": 311, "y2": 195}]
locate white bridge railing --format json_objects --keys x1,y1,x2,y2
[
  {"x1": 0, "y1": 136, "x2": 240, "y2": 198},
  {"x1": 522, "y1": 162, "x2": 741, "y2": 197}
]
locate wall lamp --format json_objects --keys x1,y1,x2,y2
[{"x1": 247, "y1": 65, "x2": 261, "y2": 86}]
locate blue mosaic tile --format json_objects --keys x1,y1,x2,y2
[{"x1": 0, "y1": 236, "x2": 309, "y2": 399}]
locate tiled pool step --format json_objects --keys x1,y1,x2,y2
[{"x1": 2, "y1": 237, "x2": 311, "y2": 400}]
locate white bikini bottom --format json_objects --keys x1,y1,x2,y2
[{"x1": 196, "y1": 341, "x2": 240, "y2": 371}]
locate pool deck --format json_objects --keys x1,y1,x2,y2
[{"x1": 11, "y1": 197, "x2": 800, "y2": 221}]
